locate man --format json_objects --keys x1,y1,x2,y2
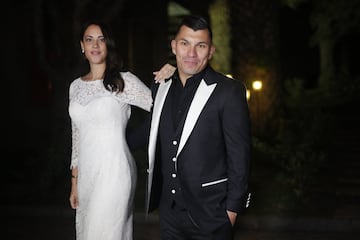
[{"x1": 147, "y1": 15, "x2": 251, "y2": 239}]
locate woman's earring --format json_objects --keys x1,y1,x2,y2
[{"x1": 81, "y1": 49, "x2": 84, "y2": 53}]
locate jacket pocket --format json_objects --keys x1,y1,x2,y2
[{"x1": 201, "y1": 178, "x2": 228, "y2": 187}]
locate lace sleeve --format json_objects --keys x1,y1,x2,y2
[
  {"x1": 69, "y1": 82, "x2": 79, "y2": 169},
  {"x1": 70, "y1": 121, "x2": 79, "y2": 169},
  {"x1": 119, "y1": 71, "x2": 152, "y2": 111}
]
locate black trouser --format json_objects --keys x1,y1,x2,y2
[{"x1": 159, "y1": 203, "x2": 234, "y2": 240}]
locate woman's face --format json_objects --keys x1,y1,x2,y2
[{"x1": 80, "y1": 24, "x2": 107, "y2": 65}]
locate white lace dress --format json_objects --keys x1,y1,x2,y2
[{"x1": 68, "y1": 72, "x2": 152, "y2": 240}]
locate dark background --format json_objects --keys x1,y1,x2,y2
[{"x1": 2, "y1": 0, "x2": 360, "y2": 230}]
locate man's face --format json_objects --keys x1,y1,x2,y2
[{"x1": 171, "y1": 25, "x2": 215, "y2": 82}]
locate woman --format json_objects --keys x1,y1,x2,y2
[{"x1": 68, "y1": 20, "x2": 174, "y2": 240}]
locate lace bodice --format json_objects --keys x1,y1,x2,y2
[
  {"x1": 69, "y1": 71, "x2": 152, "y2": 169},
  {"x1": 69, "y1": 71, "x2": 152, "y2": 107}
]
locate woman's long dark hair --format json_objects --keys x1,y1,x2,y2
[{"x1": 79, "y1": 20, "x2": 125, "y2": 92}]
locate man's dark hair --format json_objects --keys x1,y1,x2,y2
[{"x1": 175, "y1": 15, "x2": 213, "y2": 41}]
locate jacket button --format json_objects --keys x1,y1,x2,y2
[
  {"x1": 172, "y1": 140, "x2": 177, "y2": 145},
  {"x1": 172, "y1": 173, "x2": 176, "y2": 178},
  {"x1": 171, "y1": 189, "x2": 176, "y2": 194}
]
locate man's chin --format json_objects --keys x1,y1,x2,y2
[{"x1": 183, "y1": 68, "x2": 198, "y2": 76}]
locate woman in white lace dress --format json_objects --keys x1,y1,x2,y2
[{"x1": 68, "y1": 20, "x2": 174, "y2": 240}]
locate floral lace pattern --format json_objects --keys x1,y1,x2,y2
[
  {"x1": 68, "y1": 71, "x2": 152, "y2": 239},
  {"x1": 69, "y1": 71, "x2": 152, "y2": 168}
]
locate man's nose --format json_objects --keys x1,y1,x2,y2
[{"x1": 188, "y1": 46, "x2": 197, "y2": 56}]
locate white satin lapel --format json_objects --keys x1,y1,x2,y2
[
  {"x1": 148, "y1": 80, "x2": 172, "y2": 171},
  {"x1": 176, "y1": 80, "x2": 217, "y2": 157}
]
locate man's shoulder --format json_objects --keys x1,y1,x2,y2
[{"x1": 207, "y1": 68, "x2": 246, "y2": 89}]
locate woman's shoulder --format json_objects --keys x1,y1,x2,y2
[
  {"x1": 70, "y1": 77, "x2": 82, "y2": 86},
  {"x1": 120, "y1": 71, "x2": 140, "y2": 80},
  {"x1": 69, "y1": 77, "x2": 92, "y2": 93},
  {"x1": 119, "y1": 71, "x2": 149, "y2": 94},
  {"x1": 120, "y1": 71, "x2": 145, "y2": 86}
]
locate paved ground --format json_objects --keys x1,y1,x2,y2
[
  {"x1": 2, "y1": 170, "x2": 360, "y2": 240},
  {"x1": 3, "y1": 205, "x2": 359, "y2": 240}
]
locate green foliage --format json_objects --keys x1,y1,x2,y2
[
  {"x1": 250, "y1": 77, "x2": 333, "y2": 213},
  {"x1": 209, "y1": 0, "x2": 231, "y2": 74},
  {"x1": 279, "y1": 0, "x2": 309, "y2": 9}
]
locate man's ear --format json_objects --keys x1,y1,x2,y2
[
  {"x1": 208, "y1": 45, "x2": 216, "y2": 60},
  {"x1": 171, "y1": 39, "x2": 176, "y2": 55}
]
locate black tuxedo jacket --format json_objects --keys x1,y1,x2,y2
[{"x1": 146, "y1": 66, "x2": 251, "y2": 231}]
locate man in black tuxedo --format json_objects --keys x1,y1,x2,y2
[{"x1": 146, "y1": 15, "x2": 251, "y2": 239}]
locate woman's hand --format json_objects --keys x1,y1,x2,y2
[
  {"x1": 153, "y1": 63, "x2": 176, "y2": 83},
  {"x1": 69, "y1": 185, "x2": 79, "y2": 209},
  {"x1": 69, "y1": 170, "x2": 79, "y2": 209}
]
